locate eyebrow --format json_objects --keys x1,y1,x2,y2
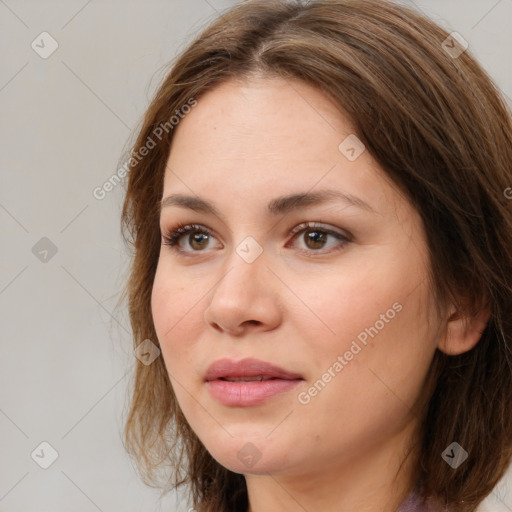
[{"x1": 160, "y1": 189, "x2": 377, "y2": 218}]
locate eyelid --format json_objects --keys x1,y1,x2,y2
[{"x1": 288, "y1": 221, "x2": 349, "y2": 239}]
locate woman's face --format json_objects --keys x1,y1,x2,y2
[{"x1": 151, "y1": 76, "x2": 441, "y2": 479}]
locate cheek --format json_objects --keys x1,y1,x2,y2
[
  {"x1": 151, "y1": 265, "x2": 197, "y2": 367},
  {"x1": 302, "y1": 254, "x2": 436, "y2": 397},
  {"x1": 293, "y1": 288, "x2": 435, "y2": 456},
  {"x1": 286, "y1": 260, "x2": 407, "y2": 352},
  {"x1": 151, "y1": 259, "x2": 223, "y2": 400}
]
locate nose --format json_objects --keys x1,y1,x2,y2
[{"x1": 203, "y1": 249, "x2": 283, "y2": 337}]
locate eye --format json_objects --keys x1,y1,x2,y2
[
  {"x1": 286, "y1": 221, "x2": 351, "y2": 254},
  {"x1": 161, "y1": 223, "x2": 219, "y2": 254},
  {"x1": 161, "y1": 221, "x2": 351, "y2": 256}
]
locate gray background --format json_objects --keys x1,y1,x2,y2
[{"x1": 1, "y1": 0, "x2": 511, "y2": 511}]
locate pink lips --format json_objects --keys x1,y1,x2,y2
[{"x1": 204, "y1": 357, "x2": 304, "y2": 407}]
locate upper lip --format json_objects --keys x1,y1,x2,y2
[{"x1": 204, "y1": 357, "x2": 303, "y2": 382}]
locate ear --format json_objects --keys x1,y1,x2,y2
[{"x1": 437, "y1": 302, "x2": 491, "y2": 356}]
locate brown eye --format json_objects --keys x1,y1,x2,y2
[
  {"x1": 188, "y1": 232, "x2": 210, "y2": 250},
  {"x1": 162, "y1": 221, "x2": 350, "y2": 256},
  {"x1": 162, "y1": 223, "x2": 219, "y2": 253},
  {"x1": 303, "y1": 229, "x2": 328, "y2": 249},
  {"x1": 288, "y1": 222, "x2": 351, "y2": 255}
]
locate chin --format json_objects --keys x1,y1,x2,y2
[
  {"x1": 213, "y1": 452, "x2": 290, "y2": 476},
  {"x1": 200, "y1": 433, "x2": 297, "y2": 476}
]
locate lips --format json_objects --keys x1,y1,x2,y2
[
  {"x1": 204, "y1": 357, "x2": 304, "y2": 406},
  {"x1": 204, "y1": 357, "x2": 303, "y2": 382}
]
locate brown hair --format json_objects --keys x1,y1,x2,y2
[{"x1": 119, "y1": 1, "x2": 512, "y2": 510}]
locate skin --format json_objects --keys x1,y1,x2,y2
[{"x1": 151, "y1": 75, "x2": 490, "y2": 512}]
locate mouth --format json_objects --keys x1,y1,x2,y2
[
  {"x1": 204, "y1": 357, "x2": 304, "y2": 382},
  {"x1": 204, "y1": 358, "x2": 304, "y2": 407},
  {"x1": 219, "y1": 376, "x2": 283, "y2": 382}
]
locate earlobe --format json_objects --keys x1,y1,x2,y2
[{"x1": 437, "y1": 305, "x2": 491, "y2": 356}]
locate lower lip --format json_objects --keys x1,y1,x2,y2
[{"x1": 206, "y1": 378, "x2": 302, "y2": 406}]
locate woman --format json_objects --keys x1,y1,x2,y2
[{"x1": 119, "y1": 1, "x2": 512, "y2": 510}]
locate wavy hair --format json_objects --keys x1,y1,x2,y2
[{"x1": 119, "y1": 1, "x2": 512, "y2": 510}]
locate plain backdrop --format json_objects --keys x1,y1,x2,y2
[{"x1": 1, "y1": 1, "x2": 511, "y2": 511}]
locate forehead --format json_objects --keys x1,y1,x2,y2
[
  {"x1": 162, "y1": 77, "x2": 405, "y2": 219},
  {"x1": 168, "y1": 76, "x2": 348, "y2": 164}
]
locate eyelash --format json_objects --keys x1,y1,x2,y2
[{"x1": 161, "y1": 221, "x2": 351, "y2": 257}]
